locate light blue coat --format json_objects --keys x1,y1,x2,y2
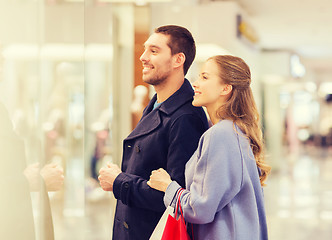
[{"x1": 165, "y1": 120, "x2": 268, "y2": 240}]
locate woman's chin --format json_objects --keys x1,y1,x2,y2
[{"x1": 192, "y1": 99, "x2": 202, "y2": 107}]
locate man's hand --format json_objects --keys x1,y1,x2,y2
[{"x1": 98, "y1": 163, "x2": 122, "y2": 191}]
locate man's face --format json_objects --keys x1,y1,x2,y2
[{"x1": 139, "y1": 33, "x2": 174, "y2": 86}]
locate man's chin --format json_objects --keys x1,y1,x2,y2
[
  {"x1": 142, "y1": 78, "x2": 152, "y2": 85},
  {"x1": 143, "y1": 78, "x2": 162, "y2": 86}
]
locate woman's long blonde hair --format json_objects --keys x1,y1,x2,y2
[{"x1": 210, "y1": 55, "x2": 271, "y2": 186}]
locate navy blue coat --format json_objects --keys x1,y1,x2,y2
[{"x1": 112, "y1": 79, "x2": 209, "y2": 240}]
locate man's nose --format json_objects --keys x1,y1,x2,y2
[{"x1": 140, "y1": 50, "x2": 148, "y2": 62}]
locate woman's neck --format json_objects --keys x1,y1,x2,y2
[{"x1": 206, "y1": 109, "x2": 220, "y2": 125}]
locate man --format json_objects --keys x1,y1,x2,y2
[{"x1": 99, "y1": 25, "x2": 209, "y2": 240}]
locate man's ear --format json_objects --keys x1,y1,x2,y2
[
  {"x1": 173, "y1": 52, "x2": 186, "y2": 68},
  {"x1": 221, "y1": 84, "x2": 233, "y2": 96}
]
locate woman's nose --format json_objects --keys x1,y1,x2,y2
[{"x1": 192, "y1": 79, "x2": 199, "y2": 88}]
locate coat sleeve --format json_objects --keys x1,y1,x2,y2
[
  {"x1": 166, "y1": 125, "x2": 244, "y2": 224},
  {"x1": 166, "y1": 114, "x2": 207, "y2": 187},
  {"x1": 113, "y1": 114, "x2": 206, "y2": 212}
]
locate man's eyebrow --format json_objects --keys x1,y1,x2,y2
[{"x1": 143, "y1": 44, "x2": 161, "y2": 49}]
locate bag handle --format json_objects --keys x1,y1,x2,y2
[
  {"x1": 175, "y1": 188, "x2": 185, "y2": 220},
  {"x1": 175, "y1": 188, "x2": 194, "y2": 240}
]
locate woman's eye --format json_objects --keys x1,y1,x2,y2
[{"x1": 199, "y1": 74, "x2": 208, "y2": 80}]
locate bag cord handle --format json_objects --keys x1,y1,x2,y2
[{"x1": 175, "y1": 188, "x2": 194, "y2": 240}]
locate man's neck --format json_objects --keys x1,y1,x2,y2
[{"x1": 154, "y1": 74, "x2": 184, "y2": 103}]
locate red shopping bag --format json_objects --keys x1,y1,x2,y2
[{"x1": 161, "y1": 189, "x2": 192, "y2": 240}]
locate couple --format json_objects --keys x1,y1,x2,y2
[{"x1": 98, "y1": 25, "x2": 271, "y2": 240}]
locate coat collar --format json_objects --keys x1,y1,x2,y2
[
  {"x1": 158, "y1": 78, "x2": 194, "y2": 115},
  {"x1": 125, "y1": 79, "x2": 194, "y2": 140}
]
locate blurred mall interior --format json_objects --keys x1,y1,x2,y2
[{"x1": 0, "y1": 0, "x2": 332, "y2": 239}]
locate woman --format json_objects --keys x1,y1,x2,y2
[{"x1": 147, "y1": 55, "x2": 271, "y2": 240}]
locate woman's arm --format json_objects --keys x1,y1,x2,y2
[{"x1": 149, "y1": 122, "x2": 244, "y2": 224}]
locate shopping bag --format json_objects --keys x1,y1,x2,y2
[
  {"x1": 149, "y1": 206, "x2": 175, "y2": 240},
  {"x1": 161, "y1": 189, "x2": 191, "y2": 240}
]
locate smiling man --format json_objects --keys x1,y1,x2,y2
[{"x1": 98, "y1": 25, "x2": 209, "y2": 240}]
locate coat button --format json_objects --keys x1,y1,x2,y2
[
  {"x1": 135, "y1": 146, "x2": 140, "y2": 153},
  {"x1": 124, "y1": 183, "x2": 129, "y2": 189},
  {"x1": 123, "y1": 221, "x2": 129, "y2": 229}
]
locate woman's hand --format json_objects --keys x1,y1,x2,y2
[{"x1": 147, "y1": 168, "x2": 172, "y2": 192}]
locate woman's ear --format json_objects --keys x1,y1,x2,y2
[
  {"x1": 173, "y1": 52, "x2": 186, "y2": 68},
  {"x1": 220, "y1": 84, "x2": 233, "y2": 96}
]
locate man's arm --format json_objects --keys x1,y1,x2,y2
[{"x1": 110, "y1": 115, "x2": 206, "y2": 212}]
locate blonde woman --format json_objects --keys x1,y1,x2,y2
[{"x1": 148, "y1": 55, "x2": 271, "y2": 240}]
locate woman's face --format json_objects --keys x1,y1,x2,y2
[{"x1": 192, "y1": 59, "x2": 225, "y2": 109}]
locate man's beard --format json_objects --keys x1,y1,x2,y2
[
  {"x1": 144, "y1": 76, "x2": 166, "y2": 86},
  {"x1": 143, "y1": 69, "x2": 171, "y2": 86}
]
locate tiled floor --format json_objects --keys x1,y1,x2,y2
[
  {"x1": 49, "y1": 146, "x2": 332, "y2": 240},
  {"x1": 265, "y1": 146, "x2": 332, "y2": 240},
  {"x1": 50, "y1": 183, "x2": 115, "y2": 240}
]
